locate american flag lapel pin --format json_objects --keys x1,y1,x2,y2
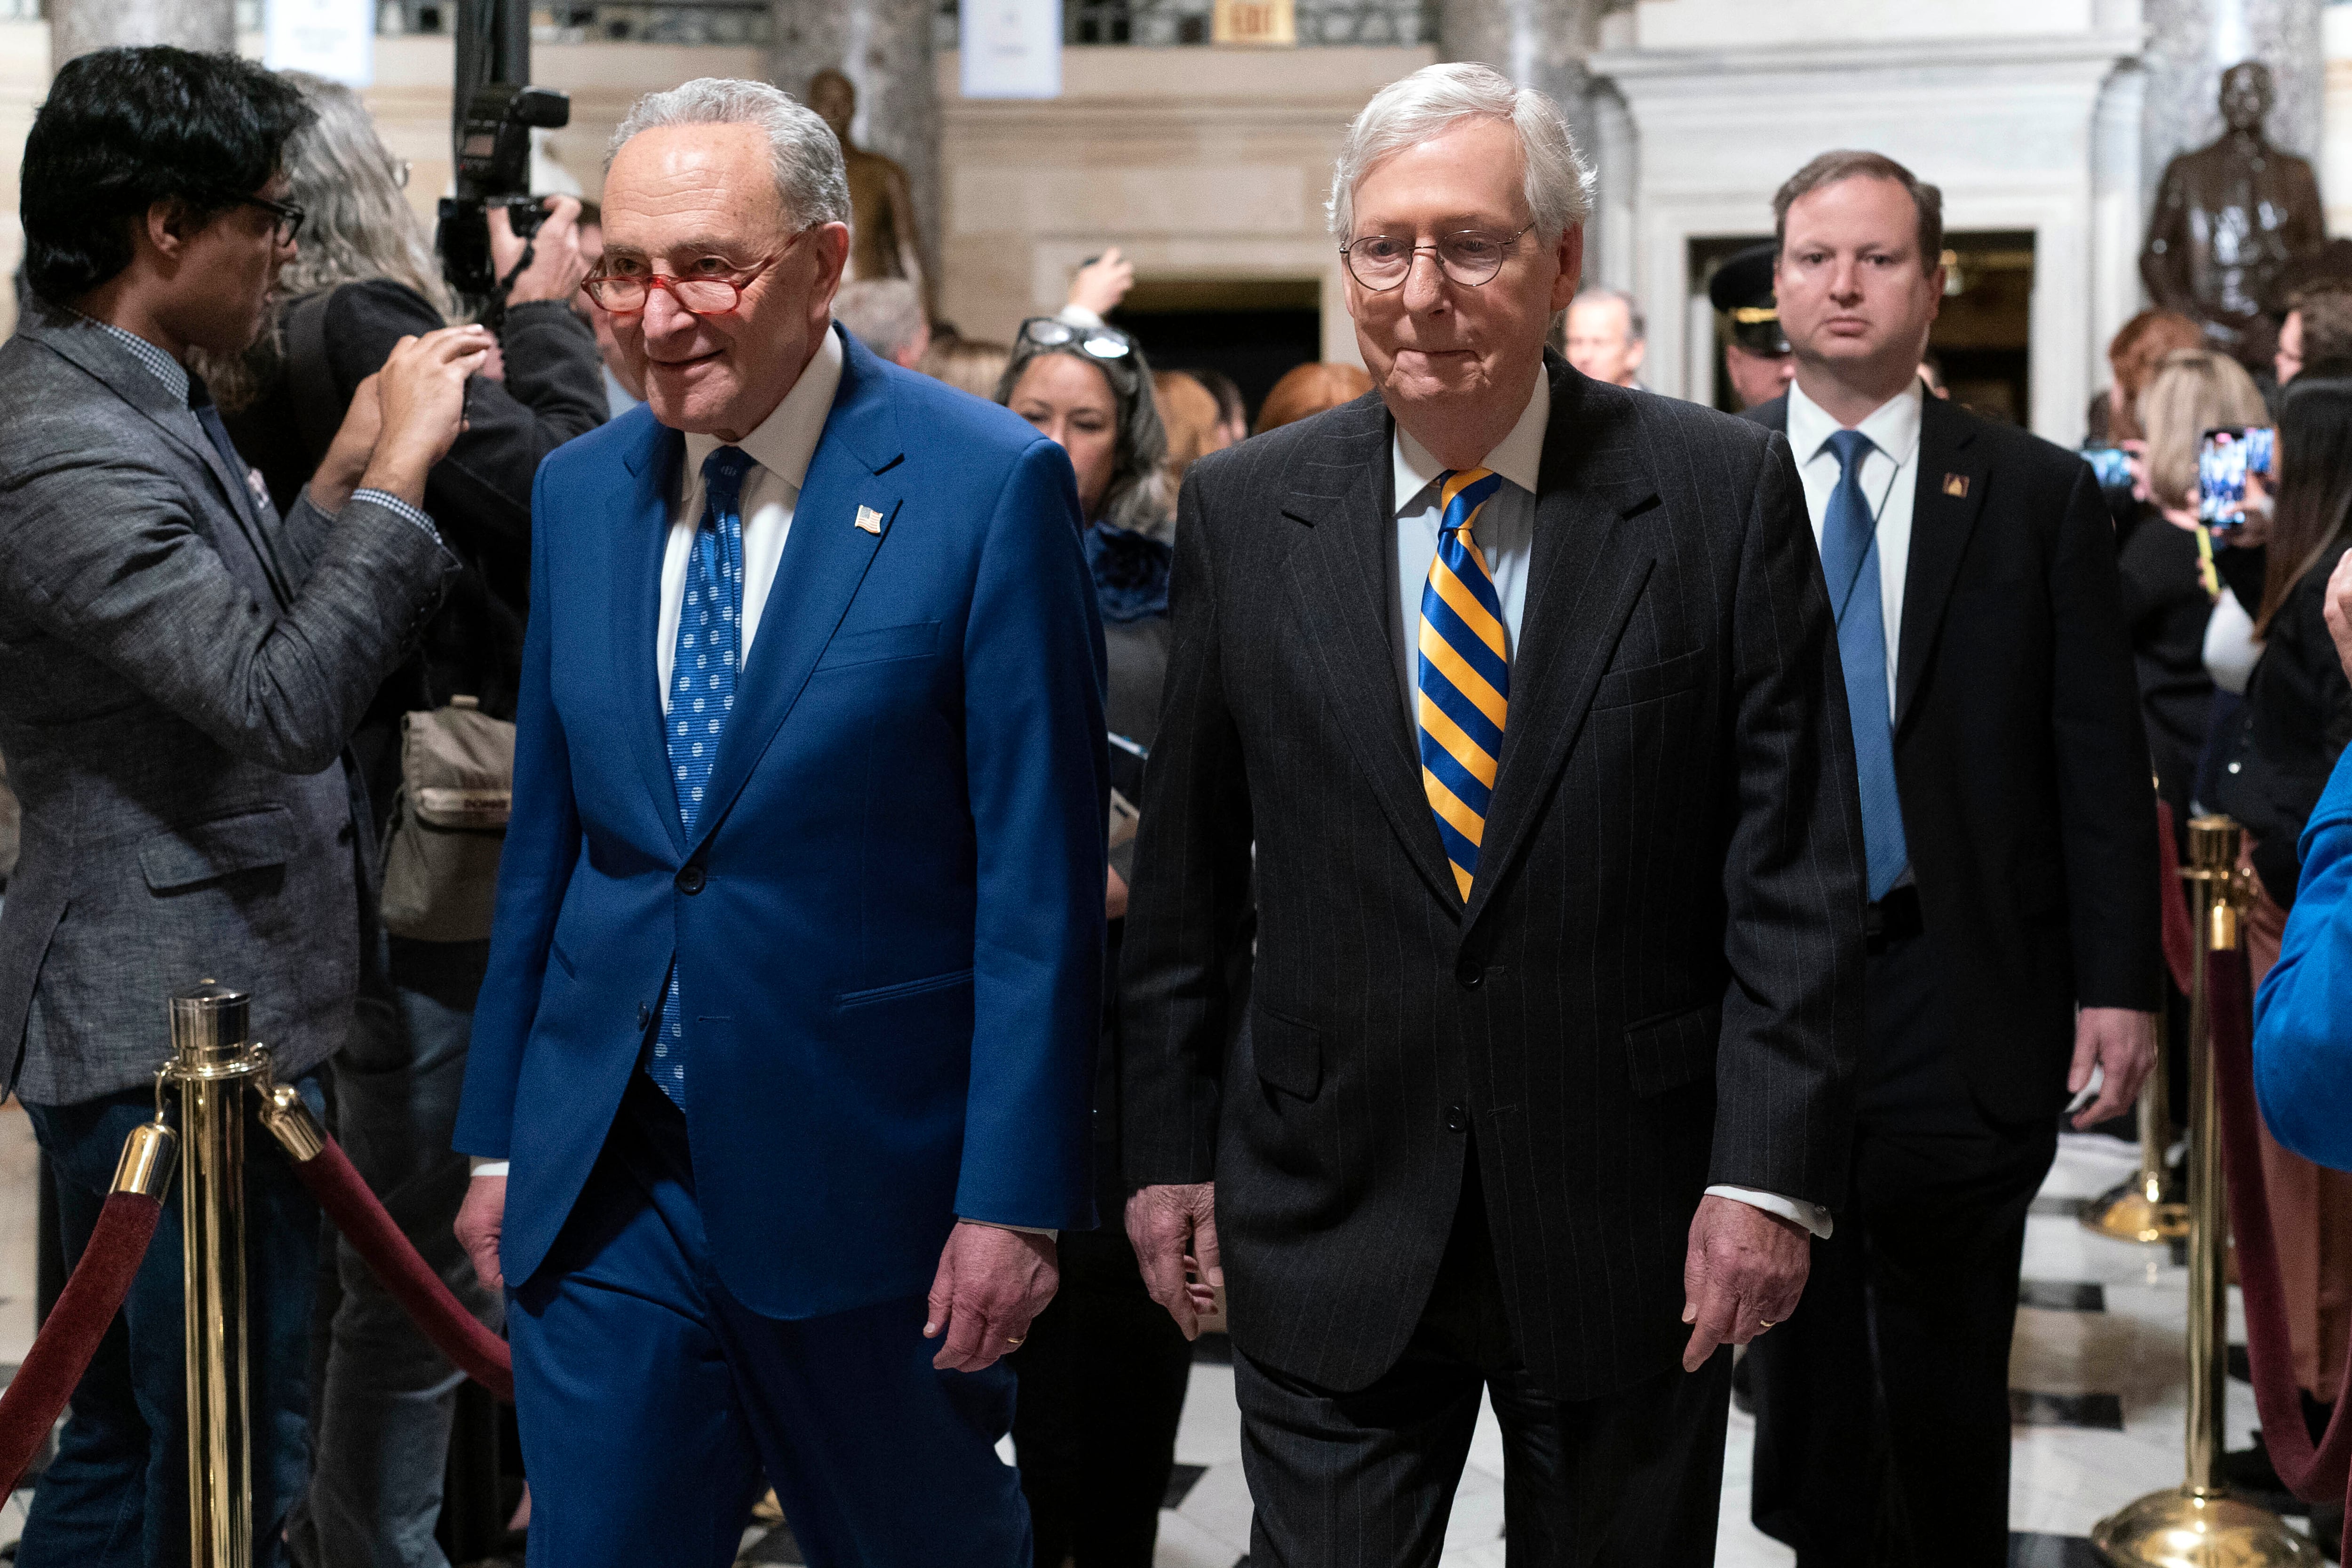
[
  {"x1": 854, "y1": 504, "x2": 883, "y2": 535},
  {"x1": 1942, "y1": 473, "x2": 1970, "y2": 499}
]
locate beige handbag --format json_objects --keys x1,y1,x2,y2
[{"x1": 379, "y1": 695, "x2": 515, "y2": 941}]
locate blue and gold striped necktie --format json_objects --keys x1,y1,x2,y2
[{"x1": 1416, "y1": 467, "x2": 1509, "y2": 900}]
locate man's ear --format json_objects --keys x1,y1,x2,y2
[
  {"x1": 1549, "y1": 224, "x2": 1586, "y2": 312},
  {"x1": 143, "y1": 198, "x2": 198, "y2": 264}
]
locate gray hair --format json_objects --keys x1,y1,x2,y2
[
  {"x1": 1572, "y1": 286, "x2": 1645, "y2": 344},
  {"x1": 276, "y1": 72, "x2": 448, "y2": 311},
  {"x1": 834, "y1": 278, "x2": 926, "y2": 361},
  {"x1": 609, "y1": 78, "x2": 851, "y2": 231},
  {"x1": 1327, "y1": 62, "x2": 1593, "y2": 242}
]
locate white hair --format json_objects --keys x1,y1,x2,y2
[
  {"x1": 833, "y1": 278, "x2": 926, "y2": 360},
  {"x1": 1327, "y1": 62, "x2": 1594, "y2": 242},
  {"x1": 609, "y1": 77, "x2": 851, "y2": 231}
]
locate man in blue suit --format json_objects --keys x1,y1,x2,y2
[{"x1": 453, "y1": 77, "x2": 1107, "y2": 1566}]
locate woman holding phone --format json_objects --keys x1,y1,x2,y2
[{"x1": 2211, "y1": 373, "x2": 2352, "y2": 1484}]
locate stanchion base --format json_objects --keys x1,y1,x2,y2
[
  {"x1": 2082, "y1": 1181, "x2": 2191, "y2": 1244},
  {"x1": 2092, "y1": 1486, "x2": 2322, "y2": 1567}
]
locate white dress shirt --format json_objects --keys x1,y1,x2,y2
[
  {"x1": 657, "y1": 327, "x2": 844, "y2": 707},
  {"x1": 1785, "y1": 379, "x2": 1923, "y2": 719},
  {"x1": 1388, "y1": 369, "x2": 1832, "y2": 1240}
]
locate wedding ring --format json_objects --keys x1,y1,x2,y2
[
  {"x1": 1004, "y1": 1336, "x2": 1025, "y2": 1347},
  {"x1": 1756, "y1": 1319, "x2": 1779, "y2": 1330}
]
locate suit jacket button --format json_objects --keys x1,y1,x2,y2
[
  {"x1": 676, "y1": 865, "x2": 706, "y2": 894},
  {"x1": 1446, "y1": 1103, "x2": 1469, "y2": 1133},
  {"x1": 637, "y1": 1003, "x2": 651, "y2": 1029},
  {"x1": 1455, "y1": 956, "x2": 1482, "y2": 989}
]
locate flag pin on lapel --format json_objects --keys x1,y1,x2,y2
[
  {"x1": 1942, "y1": 473, "x2": 1970, "y2": 499},
  {"x1": 854, "y1": 504, "x2": 884, "y2": 535}
]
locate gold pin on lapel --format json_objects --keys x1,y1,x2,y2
[
  {"x1": 1942, "y1": 473, "x2": 1970, "y2": 499},
  {"x1": 854, "y1": 504, "x2": 883, "y2": 535}
]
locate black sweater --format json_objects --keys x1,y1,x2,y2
[
  {"x1": 226, "y1": 281, "x2": 605, "y2": 825},
  {"x1": 2114, "y1": 509, "x2": 2216, "y2": 828},
  {"x1": 2212, "y1": 537, "x2": 2352, "y2": 904}
]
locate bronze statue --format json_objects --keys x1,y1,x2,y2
[
  {"x1": 2141, "y1": 62, "x2": 2325, "y2": 366},
  {"x1": 806, "y1": 68, "x2": 930, "y2": 318}
]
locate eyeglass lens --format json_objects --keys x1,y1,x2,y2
[
  {"x1": 586, "y1": 275, "x2": 743, "y2": 313},
  {"x1": 1345, "y1": 231, "x2": 1517, "y2": 290}
]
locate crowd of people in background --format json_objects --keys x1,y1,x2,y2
[{"x1": 11, "y1": 34, "x2": 2352, "y2": 1568}]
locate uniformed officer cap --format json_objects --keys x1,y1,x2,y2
[{"x1": 1709, "y1": 241, "x2": 1790, "y2": 357}]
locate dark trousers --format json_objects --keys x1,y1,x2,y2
[
  {"x1": 1236, "y1": 1159, "x2": 1733, "y2": 1568},
  {"x1": 1747, "y1": 923, "x2": 2058, "y2": 1567},
  {"x1": 508, "y1": 1075, "x2": 1032, "y2": 1568},
  {"x1": 1010, "y1": 1218, "x2": 1193, "y2": 1567},
  {"x1": 19, "y1": 1077, "x2": 323, "y2": 1568}
]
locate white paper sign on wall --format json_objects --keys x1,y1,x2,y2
[
  {"x1": 265, "y1": 0, "x2": 373, "y2": 88},
  {"x1": 960, "y1": 0, "x2": 1061, "y2": 101}
]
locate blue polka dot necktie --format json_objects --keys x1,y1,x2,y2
[
  {"x1": 650, "y1": 446, "x2": 750, "y2": 1106},
  {"x1": 1818, "y1": 428, "x2": 1910, "y2": 901}
]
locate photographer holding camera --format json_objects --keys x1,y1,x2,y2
[
  {"x1": 0, "y1": 47, "x2": 482, "y2": 1567},
  {"x1": 208, "y1": 72, "x2": 604, "y2": 1568}
]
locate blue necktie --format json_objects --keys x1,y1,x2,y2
[
  {"x1": 1818, "y1": 429, "x2": 1910, "y2": 902},
  {"x1": 650, "y1": 446, "x2": 750, "y2": 1105}
]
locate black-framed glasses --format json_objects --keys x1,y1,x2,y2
[
  {"x1": 229, "y1": 192, "x2": 305, "y2": 246},
  {"x1": 1017, "y1": 316, "x2": 1135, "y2": 361},
  {"x1": 1340, "y1": 222, "x2": 1535, "y2": 291},
  {"x1": 581, "y1": 226, "x2": 811, "y2": 315}
]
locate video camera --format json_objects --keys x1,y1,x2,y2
[{"x1": 435, "y1": 82, "x2": 571, "y2": 311}]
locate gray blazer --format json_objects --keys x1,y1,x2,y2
[{"x1": 0, "y1": 305, "x2": 457, "y2": 1105}]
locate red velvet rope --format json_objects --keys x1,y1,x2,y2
[
  {"x1": 0, "y1": 1192, "x2": 163, "y2": 1496},
  {"x1": 2208, "y1": 941, "x2": 2352, "y2": 1513},
  {"x1": 286, "y1": 1138, "x2": 513, "y2": 1402},
  {"x1": 2156, "y1": 800, "x2": 2197, "y2": 998}
]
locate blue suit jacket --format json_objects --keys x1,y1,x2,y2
[
  {"x1": 457, "y1": 327, "x2": 1108, "y2": 1317},
  {"x1": 2255, "y1": 745, "x2": 2352, "y2": 1172}
]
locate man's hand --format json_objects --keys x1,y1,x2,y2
[
  {"x1": 1126, "y1": 1182, "x2": 1220, "y2": 1339},
  {"x1": 455, "y1": 1174, "x2": 506, "y2": 1295},
  {"x1": 2068, "y1": 1005, "x2": 2157, "y2": 1130},
  {"x1": 359, "y1": 326, "x2": 493, "y2": 504},
  {"x1": 308, "y1": 371, "x2": 382, "y2": 514},
  {"x1": 491, "y1": 195, "x2": 589, "y2": 307},
  {"x1": 1681, "y1": 1194, "x2": 1809, "y2": 1372},
  {"x1": 1067, "y1": 247, "x2": 1136, "y2": 319},
  {"x1": 923, "y1": 1222, "x2": 1058, "y2": 1372},
  {"x1": 2323, "y1": 547, "x2": 2352, "y2": 685}
]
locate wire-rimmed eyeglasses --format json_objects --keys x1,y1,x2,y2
[
  {"x1": 1340, "y1": 223, "x2": 1536, "y2": 291},
  {"x1": 1017, "y1": 316, "x2": 1136, "y2": 361},
  {"x1": 229, "y1": 192, "x2": 305, "y2": 247}
]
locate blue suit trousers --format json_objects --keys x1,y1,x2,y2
[{"x1": 508, "y1": 1078, "x2": 1032, "y2": 1568}]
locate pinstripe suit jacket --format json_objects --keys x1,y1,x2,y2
[{"x1": 1119, "y1": 356, "x2": 1868, "y2": 1401}]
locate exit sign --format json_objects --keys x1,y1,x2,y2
[{"x1": 1214, "y1": 0, "x2": 1297, "y2": 46}]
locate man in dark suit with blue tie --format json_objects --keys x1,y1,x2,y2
[
  {"x1": 453, "y1": 78, "x2": 1108, "y2": 1566},
  {"x1": 1740, "y1": 151, "x2": 2161, "y2": 1565}
]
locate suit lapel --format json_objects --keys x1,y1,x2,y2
[
  {"x1": 32, "y1": 316, "x2": 294, "y2": 605},
  {"x1": 686, "y1": 328, "x2": 901, "y2": 855},
  {"x1": 1464, "y1": 366, "x2": 1660, "y2": 928},
  {"x1": 1894, "y1": 398, "x2": 1988, "y2": 733},
  {"x1": 1279, "y1": 398, "x2": 1465, "y2": 911},
  {"x1": 616, "y1": 415, "x2": 691, "y2": 856}
]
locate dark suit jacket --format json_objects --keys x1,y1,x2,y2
[
  {"x1": 1120, "y1": 356, "x2": 1868, "y2": 1401},
  {"x1": 1747, "y1": 393, "x2": 2162, "y2": 1118},
  {"x1": 0, "y1": 304, "x2": 456, "y2": 1105}
]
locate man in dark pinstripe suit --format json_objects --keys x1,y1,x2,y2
[{"x1": 1120, "y1": 63, "x2": 1868, "y2": 1565}]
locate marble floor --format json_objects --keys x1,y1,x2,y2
[{"x1": 0, "y1": 1111, "x2": 2322, "y2": 1566}]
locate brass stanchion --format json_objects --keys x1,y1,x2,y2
[
  {"x1": 2094, "y1": 818, "x2": 2319, "y2": 1568},
  {"x1": 161, "y1": 983, "x2": 272, "y2": 1568}
]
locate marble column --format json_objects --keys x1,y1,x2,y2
[
  {"x1": 51, "y1": 0, "x2": 233, "y2": 65},
  {"x1": 1438, "y1": 0, "x2": 1610, "y2": 279},
  {"x1": 2141, "y1": 0, "x2": 2324, "y2": 212},
  {"x1": 771, "y1": 0, "x2": 939, "y2": 303}
]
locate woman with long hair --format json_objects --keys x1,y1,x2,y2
[
  {"x1": 2212, "y1": 374, "x2": 2352, "y2": 1471},
  {"x1": 215, "y1": 72, "x2": 605, "y2": 1568},
  {"x1": 993, "y1": 316, "x2": 1195, "y2": 1568}
]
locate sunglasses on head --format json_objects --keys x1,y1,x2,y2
[{"x1": 1017, "y1": 317, "x2": 1135, "y2": 361}]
